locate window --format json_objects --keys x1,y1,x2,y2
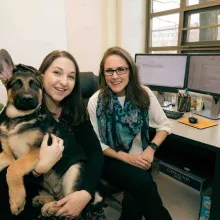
[
  {"x1": 151, "y1": 14, "x2": 179, "y2": 47},
  {"x1": 147, "y1": 0, "x2": 220, "y2": 54},
  {"x1": 152, "y1": 0, "x2": 180, "y2": 12}
]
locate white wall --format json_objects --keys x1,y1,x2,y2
[
  {"x1": 65, "y1": 0, "x2": 146, "y2": 74},
  {"x1": 0, "y1": 0, "x2": 146, "y2": 103},
  {"x1": 0, "y1": 82, "x2": 7, "y2": 106},
  {"x1": 0, "y1": 0, "x2": 67, "y2": 69},
  {"x1": 0, "y1": 0, "x2": 67, "y2": 104},
  {"x1": 119, "y1": 0, "x2": 146, "y2": 57},
  {"x1": 64, "y1": 0, "x2": 105, "y2": 75}
]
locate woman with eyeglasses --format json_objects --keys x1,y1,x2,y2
[{"x1": 88, "y1": 46, "x2": 172, "y2": 220}]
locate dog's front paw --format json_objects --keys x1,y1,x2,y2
[
  {"x1": 10, "y1": 192, "x2": 26, "y2": 215},
  {"x1": 7, "y1": 175, "x2": 26, "y2": 215},
  {"x1": 41, "y1": 202, "x2": 60, "y2": 217}
]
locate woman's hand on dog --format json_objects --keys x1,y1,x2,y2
[
  {"x1": 55, "y1": 190, "x2": 92, "y2": 218},
  {"x1": 33, "y1": 133, "x2": 64, "y2": 175}
]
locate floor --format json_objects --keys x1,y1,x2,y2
[{"x1": 104, "y1": 172, "x2": 201, "y2": 220}]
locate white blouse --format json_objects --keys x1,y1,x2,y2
[{"x1": 88, "y1": 86, "x2": 172, "y2": 154}]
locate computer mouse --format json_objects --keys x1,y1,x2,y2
[{"x1": 188, "y1": 117, "x2": 198, "y2": 124}]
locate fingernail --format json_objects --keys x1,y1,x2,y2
[{"x1": 54, "y1": 202, "x2": 57, "y2": 206}]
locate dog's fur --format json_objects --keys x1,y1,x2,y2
[{"x1": 0, "y1": 49, "x2": 102, "y2": 217}]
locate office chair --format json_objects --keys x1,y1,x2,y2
[{"x1": 80, "y1": 72, "x2": 98, "y2": 106}]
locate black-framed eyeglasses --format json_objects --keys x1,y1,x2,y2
[{"x1": 104, "y1": 67, "x2": 129, "y2": 76}]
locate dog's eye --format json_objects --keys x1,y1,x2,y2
[
  {"x1": 12, "y1": 81, "x2": 22, "y2": 89},
  {"x1": 30, "y1": 81, "x2": 39, "y2": 89}
]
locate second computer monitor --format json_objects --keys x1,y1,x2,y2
[
  {"x1": 187, "y1": 54, "x2": 220, "y2": 96},
  {"x1": 187, "y1": 54, "x2": 220, "y2": 120},
  {"x1": 135, "y1": 54, "x2": 188, "y2": 92}
]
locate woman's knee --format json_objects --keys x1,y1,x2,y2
[{"x1": 130, "y1": 169, "x2": 155, "y2": 190}]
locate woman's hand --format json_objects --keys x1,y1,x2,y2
[
  {"x1": 118, "y1": 152, "x2": 150, "y2": 170},
  {"x1": 33, "y1": 133, "x2": 64, "y2": 175},
  {"x1": 141, "y1": 146, "x2": 155, "y2": 168},
  {"x1": 55, "y1": 190, "x2": 92, "y2": 218}
]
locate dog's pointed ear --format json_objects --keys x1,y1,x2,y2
[{"x1": 0, "y1": 49, "x2": 16, "y2": 85}]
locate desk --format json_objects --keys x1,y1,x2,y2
[{"x1": 167, "y1": 112, "x2": 220, "y2": 220}]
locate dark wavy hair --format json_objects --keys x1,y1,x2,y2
[
  {"x1": 98, "y1": 46, "x2": 150, "y2": 111},
  {"x1": 39, "y1": 50, "x2": 88, "y2": 126}
]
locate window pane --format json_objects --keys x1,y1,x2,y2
[
  {"x1": 187, "y1": 27, "x2": 220, "y2": 42},
  {"x1": 187, "y1": 0, "x2": 216, "y2": 6},
  {"x1": 151, "y1": 51, "x2": 177, "y2": 53},
  {"x1": 151, "y1": 14, "x2": 179, "y2": 47},
  {"x1": 188, "y1": 8, "x2": 220, "y2": 28},
  {"x1": 152, "y1": 0, "x2": 180, "y2": 13}
]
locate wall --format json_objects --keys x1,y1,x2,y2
[
  {"x1": 64, "y1": 0, "x2": 105, "y2": 75},
  {"x1": 0, "y1": 0, "x2": 146, "y2": 104},
  {"x1": 65, "y1": 0, "x2": 146, "y2": 74},
  {"x1": 0, "y1": 0, "x2": 67, "y2": 68},
  {"x1": 0, "y1": 0, "x2": 67, "y2": 104},
  {"x1": 0, "y1": 82, "x2": 7, "y2": 106},
  {"x1": 119, "y1": 0, "x2": 147, "y2": 57}
]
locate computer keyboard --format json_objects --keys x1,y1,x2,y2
[{"x1": 163, "y1": 109, "x2": 184, "y2": 120}]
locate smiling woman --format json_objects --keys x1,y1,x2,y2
[
  {"x1": 0, "y1": 50, "x2": 106, "y2": 220},
  {"x1": 37, "y1": 50, "x2": 106, "y2": 220},
  {"x1": 88, "y1": 46, "x2": 172, "y2": 220},
  {"x1": 43, "y1": 57, "x2": 76, "y2": 116},
  {"x1": 39, "y1": 50, "x2": 87, "y2": 125},
  {"x1": 104, "y1": 55, "x2": 130, "y2": 97}
]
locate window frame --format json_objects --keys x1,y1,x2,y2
[{"x1": 147, "y1": 0, "x2": 220, "y2": 54}]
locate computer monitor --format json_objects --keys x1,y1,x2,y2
[
  {"x1": 135, "y1": 54, "x2": 188, "y2": 93},
  {"x1": 187, "y1": 54, "x2": 220, "y2": 120}
]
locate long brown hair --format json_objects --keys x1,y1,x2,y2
[
  {"x1": 99, "y1": 46, "x2": 150, "y2": 111},
  {"x1": 39, "y1": 50, "x2": 88, "y2": 126}
]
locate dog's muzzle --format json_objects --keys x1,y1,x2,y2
[{"x1": 14, "y1": 94, "x2": 38, "y2": 110}]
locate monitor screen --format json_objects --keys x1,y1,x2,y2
[
  {"x1": 187, "y1": 55, "x2": 220, "y2": 96},
  {"x1": 135, "y1": 54, "x2": 188, "y2": 91}
]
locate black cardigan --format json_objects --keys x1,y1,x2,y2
[{"x1": 71, "y1": 119, "x2": 104, "y2": 195}]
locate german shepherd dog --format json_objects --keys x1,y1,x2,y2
[{"x1": 0, "y1": 49, "x2": 102, "y2": 217}]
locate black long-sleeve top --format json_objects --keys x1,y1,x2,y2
[{"x1": 71, "y1": 119, "x2": 104, "y2": 195}]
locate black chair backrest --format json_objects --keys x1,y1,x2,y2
[{"x1": 79, "y1": 72, "x2": 98, "y2": 106}]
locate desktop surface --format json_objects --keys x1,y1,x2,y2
[
  {"x1": 168, "y1": 110, "x2": 220, "y2": 149},
  {"x1": 160, "y1": 109, "x2": 220, "y2": 220}
]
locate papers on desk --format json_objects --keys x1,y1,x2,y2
[{"x1": 178, "y1": 118, "x2": 218, "y2": 129}]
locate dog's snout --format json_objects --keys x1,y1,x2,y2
[
  {"x1": 14, "y1": 93, "x2": 38, "y2": 110},
  {"x1": 22, "y1": 95, "x2": 33, "y2": 102}
]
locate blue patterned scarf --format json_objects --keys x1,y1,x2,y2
[{"x1": 96, "y1": 91, "x2": 150, "y2": 152}]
